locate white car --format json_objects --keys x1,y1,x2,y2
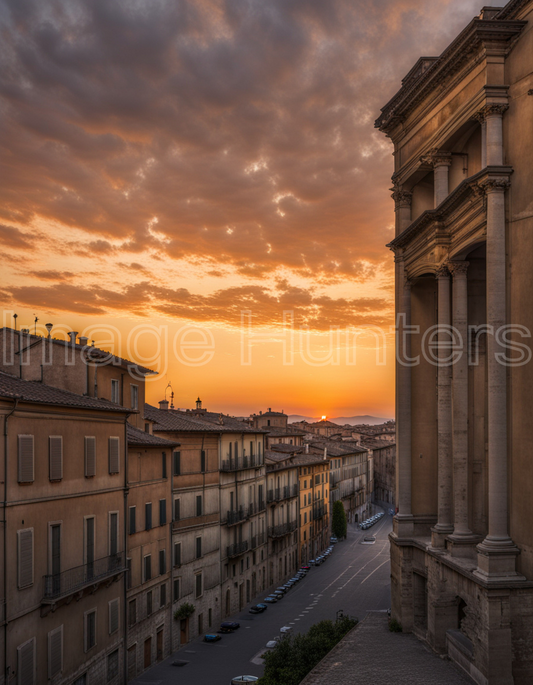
[
  {"x1": 280, "y1": 626, "x2": 293, "y2": 634},
  {"x1": 231, "y1": 678, "x2": 259, "y2": 684},
  {"x1": 266, "y1": 638, "x2": 279, "y2": 649}
]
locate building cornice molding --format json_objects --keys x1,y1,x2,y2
[{"x1": 375, "y1": 19, "x2": 527, "y2": 134}]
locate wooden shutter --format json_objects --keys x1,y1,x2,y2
[
  {"x1": 174, "y1": 499, "x2": 180, "y2": 521},
  {"x1": 109, "y1": 513, "x2": 118, "y2": 556},
  {"x1": 18, "y1": 529, "x2": 33, "y2": 588},
  {"x1": 49, "y1": 436, "x2": 63, "y2": 481},
  {"x1": 109, "y1": 598, "x2": 119, "y2": 634},
  {"x1": 48, "y1": 626, "x2": 63, "y2": 678},
  {"x1": 174, "y1": 543, "x2": 181, "y2": 567},
  {"x1": 129, "y1": 506, "x2": 136, "y2": 535},
  {"x1": 159, "y1": 499, "x2": 166, "y2": 526},
  {"x1": 200, "y1": 450, "x2": 206, "y2": 473},
  {"x1": 145, "y1": 503, "x2": 152, "y2": 530},
  {"x1": 108, "y1": 437, "x2": 120, "y2": 474},
  {"x1": 173, "y1": 451, "x2": 180, "y2": 475},
  {"x1": 159, "y1": 549, "x2": 166, "y2": 575},
  {"x1": 85, "y1": 437, "x2": 96, "y2": 477},
  {"x1": 160, "y1": 583, "x2": 166, "y2": 607},
  {"x1": 18, "y1": 435, "x2": 34, "y2": 483},
  {"x1": 17, "y1": 638, "x2": 35, "y2": 685}
]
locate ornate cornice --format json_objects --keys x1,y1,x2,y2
[
  {"x1": 391, "y1": 185, "x2": 413, "y2": 208},
  {"x1": 435, "y1": 263, "x2": 451, "y2": 279},
  {"x1": 497, "y1": 0, "x2": 530, "y2": 20},
  {"x1": 375, "y1": 19, "x2": 526, "y2": 135},
  {"x1": 478, "y1": 177, "x2": 511, "y2": 193},
  {"x1": 448, "y1": 261, "x2": 470, "y2": 277},
  {"x1": 420, "y1": 149, "x2": 452, "y2": 168},
  {"x1": 478, "y1": 103, "x2": 509, "y2": 120}
]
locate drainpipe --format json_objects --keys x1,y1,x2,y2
[{"x1": 4, "y1": 398, "x2": 18, "y2": 683}]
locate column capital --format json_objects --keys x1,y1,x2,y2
[
  {"x1": 403, "y1": 277, "x2": 412, "y2": 290},
  {"x1": 479, "y1": 177, "x2": 511, "y2": 194},
  {"x1": 448, "y1": 261, "x2": 469, "y2": 278},
  {"x1": 474, "y1": 103, "x2": 509, "y2": 122},
  {"x1": 420, "y1": 148, "x2": 452, "y2": 168},
  {"x1": 435, "y1": 263, "x2": 450, "y2": 279},
  {"x1": 391, "y1": 184, "x2": 413, "y2": 209}
]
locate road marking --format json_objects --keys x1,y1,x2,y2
[
  {"x1": 330, "y1": 547, "x2": 390, "y2": 597},
  {"x1": 359, "y1": 558, "x2": 390, "y2": 585}
]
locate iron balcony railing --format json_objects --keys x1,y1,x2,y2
[
  {"x1": 43, "y1": 552, "x2": 126, "y2": 601},
  {"x1": 226, "y1": 502, "x2": 266, "y2": 525},
  {"x1": 312, "y1": 505, "x2": 326, "y2": 521},
  {"x1": 221, "y1": 456, "x2": 264, "y2": 472},
  {"x1": 267, "y1": 484, "x2": 299, "y2": 503},
  {"x1": 250, "y1": 532, "x2": 266, "y2": 549},
  {"x1": 267, "y1": 520, "x2": 298, "y2": 539},
  {"x1": 227, "y1": 541, "x2": 249, "y2": 558}
]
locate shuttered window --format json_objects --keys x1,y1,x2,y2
[
  {"x1": 129, "y1": 506, "x2": 136, "y2": 535},
  {"x1": 143, "y1": 555, "x2": 151, "y2": 582},
  {"x1": 162, "y1": 452, "x2": 167, "y2": 479},
  {"x1": 173, "y1": 578, "x2": 180, "y2": 601},
  {"x1": 195, "y1": 573, "x2": 202, "y2": 599},
  {"x1": 160, "y1": 583, "x2": 166, "y2": 607},
  {"x1": 200, "y1": 450, "x2": 206, "y2": 473},
  {"x1": 84, "y1": 609, "x2": 96, "y2": 652},
  {"x1": 173, "y1": 451, "x2": 180, "y2": 475},
  {"x1": 196, "y1": 495, "x2": 202, "y2": 517},
  {"x1": 108, "y1": 437, "x2": 120, "y2": 474},
  {"x1": 85, "y1": 437, "x2": 96, "y2": 477},
  {"x1": 195, "y1": 537, "x2": 202, "y2": 559},
  {"x1": 159, "y1": 499, "x2": 166, "y2": 526},
  {"x1": 145, "y1": 503, "x2": 152, "y2": 531},
  {"x1": 173, "y1": 543, "x2": 181, "y2": 567},
  {"x1": 107, "y1": 649, "x2": 119, "y2": 682},
  {"x1": 18, "y1": 435, "x2": 34, "y2": 483},
  {"x1": 174, "y1": 499, "x2": 180, "y2": 521},
  {"x1": 49, "y1": 436, "x2": 63, "y2": 481},
  {"x1": 17, "y1": 529, "x2": 33, "y2": 588},
  {"x1": 17, "y1": 638, "x2": 35, "y2": 685},
  {"x1": 109, "y1": 598, "x2": 119, "y2": 635},
  {"x1": 128, "y1": 599, "x2": 136, "y2": 626},
  {"x1": 48, "y1": 625, "x2": 63, "y2": 678},
  {"x1": 146, "y1": 590, "x2": 153, "y2": 616},
  {"x1": 159, "y1": 549, "x2": 166, "y2": 575},
  {"x1": 109, "y1": 513, "x2": 118, "y2": 556}
]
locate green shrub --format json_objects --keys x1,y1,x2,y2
[
  {"x1": 388, "y1": 618, "x2": 402, "y2": 632},
  {"x1": 332, "y1": 500, "x2": 348, "y2": 539},
  {"x1": 173, "y1": 602, "x2": 195, "y2": 620}
]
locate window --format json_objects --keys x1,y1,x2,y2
[
  {"x1": 159, "y1": 549, "x2": 166, "y2": 575},
  {"x1": 145, "y1": 422, "x2": 150, "y2": 433},
  {"x1": 107, "y1": 649, "x2": 119, "y2": 682},
  {"x1": 208, "y1": 607, "x2": 212, "y2": 627},
  {"x1": 304, "y1": 480, "x2": 307, "y2": 489},
  {"x1": 304, "y1": 512, "x2": 307, "y2": 523},
  {"x1": 145, "y1": 503, "x2": 152, "y2": 530},
  {"x1": 258, "y1": 441, "x2": 262, "y2": 458},
  {"x1": 173, "y1": 451, "x2": 181, "y2": 475},
  {"x1": 48, "y1": 626, "x2": 63, "y2": 679},
  {"x1": 17, "y1": 638, "x2": 35, "y2": 685},
  {"x1": 111, "y1": 379, "x2": 119, "y2": 404},
  {"x1": 146, "y1": 590, "x2": 153, "y2": 616},
  {"x1": 49, "y1": 436, "x2": 63, "y2": 481},
  {"x1": 127, "y1": 558, "x2": 132, "y2": 590},
  {"x1": 173, "y1": 543, "x2": 181, "y2": 567},
  {"x1": 174, "y1": 498, "x2": 180, "y2": 521},
  {"x1": 173, "y1": 578, "x2": 180, "y2": 602},
  {"x1": 85, "y1": 437, "x2": 96, "y2": 477},
  {"x1": 129, "y1": 506, "x2": 136, "y2": 535},
  {"x1": 109, "y1": 598, "x2": 119, "y2": 634},
  {"x1": 18, "y1": 435, "x2": 34, "y2": 483},
  {"x1": 144, "y1": 554, "x2": 152, "y2": 582},
  {"x1": 200, "y1": 450, "x2": 206, "y2": 472},
  {"x1": 109, "y1": 437, "x2": 120, "y2": 474},
  {"x1": 160, "y1": 583, "x2": 167, "y2": 607},
  {"x1": 162, "y1": 452, "x2": 167, "y2": 479},
  {"x1": 17, "y1": 528, "x2": 34, "y2": 588},
  {"x1": 84, "y1": 609, "x2": 96, "y2": 652},
  {"x1": 159, "y1": 499, "x2": 167, "y2": 526},
  {"x1": 195, "y1": 537, "x2": 202, "y2": 559},
  {"x1": 196, "y1": 495, "x2": 202, "y2": 517},
  {"x1": 130, "y1": 385, "x2": 138, "y2": 410},
  {"x1": 195, "y1": 573, "x2": 202, "y2": 599},
  {"x1": 109, "y1": 512, "x2": 119, "y2": 556},
  {"x1": 235, "y1": 441, "x2": 239, "y2": 458},
  {"x1": 250, "y1": 441, "x2": 254, "y2": 456},
  {"x1": 128, "y1": 599, "x2": 136, "y2": 626}
]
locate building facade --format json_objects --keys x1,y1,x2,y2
[
  {"x1": 377, "y1": 2, "x2": 533, "y2": 683},
  {"x1": 296, "y1": 454, "x2": 330, "y2": 563}
]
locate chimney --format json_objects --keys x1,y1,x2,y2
[
  {"x1": 259, "y1": 411, "x2": 262, "y2": 415},
  {"x1": 21, "y1": 328, "x2": 30, "y2": 335},
  {"x1": 268, "y1": 408, "x2": 271, "y2": 412},
  {"x1": 159, "y1": 399, "x2": 169, "y2": 410},
  {"x1": 68, "y1": 331, "x2": 78, "y2": 345},
  {"x1": 78, "y1": 336, "x2": 88, "y2": 346}
]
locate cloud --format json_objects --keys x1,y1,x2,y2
[{"x1": 0, "y1": 224, "x2": 33, "y2": 250}]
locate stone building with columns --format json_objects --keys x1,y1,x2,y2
[{"x1": 376, "y1": 2, "x2": 533, "y2": 683}]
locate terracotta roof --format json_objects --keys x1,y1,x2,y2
[
  {"x1": 145, "y1": 405, "x2": 265, "y2": 434},
  {"x1": 181, "y1": 410, "x2": 267, "y2": 433},
  {"x1": 360, "y1": 438, "x2": 396, "y2": 450},
  {"x1": 264, "y1": 426, "x2": 306, "y2": 437},
  {"x1": 308, "y1": 440, "x2": 368, "y2": 456},
  {"x1": 0, "y1": 371, "x2": 132, "y2": 413},
  {"x1": 270, "y1": 444, "x2": 305, "y2": 454},
  {"x1": 4, "y1": 327, "x2": 156, "y2": 375},
  {"x1": 127, "y1": 424, "x2": 180, "y2": 447}
]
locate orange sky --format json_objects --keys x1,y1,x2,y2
[{"x1": 0, "y1": 0, "x2": 501, "y2": 418}]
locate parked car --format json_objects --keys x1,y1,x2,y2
[
  {"x1": 272, "y1": 591, "x2": 284, "y2": 599},
  {"x1": 263, "y1": 596, "x2": 278, "y2": 603},
  {"x1": 231, "y1": 677, "x2": 259, "y2": 684},
  {"x1": 220, "y1": 621, "x2": 240, "y2": 630},
  {"x1": 300, "y1": 565, "x2": 311, "y2": 571},
  {"x1": 276, "y1": 587, "x2": 288, "y2": 594},
  {"x1": 249, "y1": 604, "x2": 267, "y2": 614},
  {"x1": 330, "y1": 536, "x2": 338, "y2": 543},
  {"x1": 204, "y1": 634, "x2": 221, "y2": 642},
  {"x1": 266, "y1": 637, "x2": 280, "y2": 649},
  {"x1": 280, "y1": 626, "x2": 293, "y2": 634}
]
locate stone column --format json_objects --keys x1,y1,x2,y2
[
  {"x1": 448, "y1": 261, "x2": 476, "y2": 549},
  {"x1": 432, "y1": 264, "x2": 454, "y2": 547},
  {"x1": 476, "y1": 177, "x2": 522, "y2": 581},
  {"x1": 421, "y1": 150, "x2": 452, "y2": 207},
  {"x1": 484, "y1": 105, "x2": 507, "y2": 166},
  {"x1": 392, "y1": 184, "x2": 413, "y2": 235}
]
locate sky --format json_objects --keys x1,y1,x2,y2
[{"x1": 0, "y1": 0, "x2": 503, "y2": 417}]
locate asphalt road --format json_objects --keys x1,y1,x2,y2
[{"x1": 136, "y1": 514, "x2": 392, "y2": 685}]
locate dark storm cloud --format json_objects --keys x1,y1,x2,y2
[{"x1": 0, "y1": 0, "x2": 493, "y2": 285}]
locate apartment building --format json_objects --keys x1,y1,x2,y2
[
  {"x1": 0, "y1": 371, "x2": 130, "y2": 685},
  {"x1": 125, "y1": 425, "x2": 177, "y2": 679},
  {"x1": 263, "y1": 426, "x2": 306, "y2": 449},
  {"x1": 264, "y1": 452, "x2": 299, "y2": 586},
  {"x1": 249, "y1": 409, "x2": 287, "y2": 430},
  {"x1": 363, "y1": 439, "x2": 396, "y2": 512},
  {"x1": 296, "y1": 453, "x2": 330, "y2": 563}
]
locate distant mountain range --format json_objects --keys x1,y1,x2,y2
[{"x1": 288, "y1": 415, "x2": 393, "y2": 426}]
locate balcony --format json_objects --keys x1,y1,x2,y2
[
  {"x1": 226, "y1": 502, "x2": 265, "y2": 526},
  {"x1": 250, "y1": 532, "x2": 266, "y2": 549},
  {"x1": 43, "y1": 552, "x2": 126, "y2": 602},
  {"x1": 227, "y1": 541, "x2": 249, "y2": 558},
  {"x1": 312, "y1": 505, "x2": 326, "y2": 521},
  {"x1": 268, "y1": 521, "x2": 297, "y2": 539},
  {"x1": 221, "y1": 456, "x2": 264, "y2": 472},
  {"x1": 267, "y1": 484, "x2": 299, "y2": 503}
]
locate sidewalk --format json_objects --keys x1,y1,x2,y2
[{"x1": 300, "y1": 612, "x2": 471, "y2": 685}]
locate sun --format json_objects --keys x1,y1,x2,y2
[{"x1": 321, "y1": 415, "x2": 327, "y2": 420}]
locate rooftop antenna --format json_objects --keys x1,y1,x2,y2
[
  {"x1": 170, "y1": 391, "x2": 175, "y2": 410},
  {"x1": 165, "y1": 381, "x2": 173, "y2": 403},
  {"x1": 13, "y1": 313, "x2": 18, "y2": 331},
  {"x1": 34, "y1": 315, "x2": 39, "y2": 335},
  {"x1": 45, "y1": 323, "x2": 53, "y2": 339}
]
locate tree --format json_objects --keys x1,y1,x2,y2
[{"x1": 332, "y1": 500, "x2": 347, "y2": 539}]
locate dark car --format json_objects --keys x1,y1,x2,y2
[
  {"x1": 221, "y1": 621, "x2": 240, "y2": 630},
  {"x1": 249, "y1": 604, "x2": 268, "y2": 614},
  {"x1": 204, "y1": 634, "x2": 221, "y2": 642},
  {"x1": 300, "y1": 565, "x2": 311, "y2": 571},
  {"x1": 263, "y1": 596, "x2": 278, "y2": 603}
]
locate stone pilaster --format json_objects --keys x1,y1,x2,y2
[
  {"x1": 391, "y1": 184, "x2": 413, "y2": 235},
  {"x1": 421, "y1": 149, "x2": 452, "y2": 207}
]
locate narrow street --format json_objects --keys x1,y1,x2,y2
[{"x1": 134, "y1": 514, "x2": 392, "y2": 685}]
